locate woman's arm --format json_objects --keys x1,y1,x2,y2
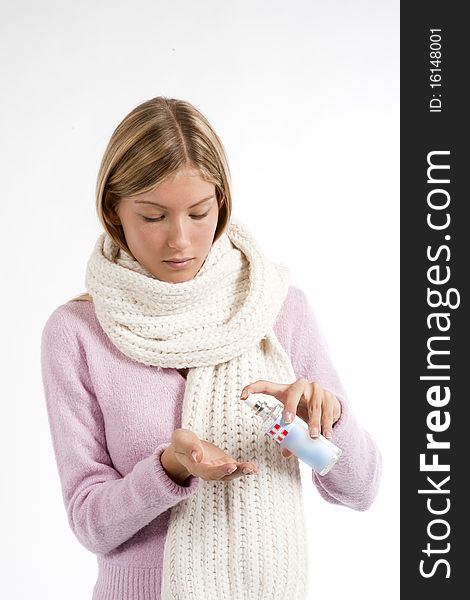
[
  {"x1": 274, "y1": 286, "x2": 382, "y2": 511},
  {"x1": 40, "y1": 308, "x2": 199, "y2": 555}
]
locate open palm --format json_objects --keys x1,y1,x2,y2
[{"x1": 172, "y1": 428, "x2": 258, "y2": 481}]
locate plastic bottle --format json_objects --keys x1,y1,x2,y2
[{"x1": 242, "y1": 394, "x2": 342, "y2": 475}]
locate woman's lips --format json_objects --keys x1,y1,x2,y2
[{"x1": 163, "y1": 258, "x2": 194, "y2": 270}]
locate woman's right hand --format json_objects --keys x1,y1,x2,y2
[{"x1": 169, "y1": 428, "x2": 258, "y2": 482}]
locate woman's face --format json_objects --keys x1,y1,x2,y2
[{"x1": 114, "y1": 169, "x2": 220, "y2": 283}]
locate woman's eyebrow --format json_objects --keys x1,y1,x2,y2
[{"x1": 134, "y1": 195, "x2": 215, "y2": 209}]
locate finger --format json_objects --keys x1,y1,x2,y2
[
  {"x1": 191, "y1": 448, "x2": 202, "y2": 463},
  {"x1": 242, "y1": 461, "x2": 258, "y2": 474},
  {"x1": 173, "y1": 445, "x2": 204, "y2": 471},
  {"x1": 321, "y1": 392, "x2": 335, "y2": 440},
  {"x1": 281, "y1": 379, "x2": 308, "y2": 423},
  {"x1": 211, "y1": 459, "x2": 258, "y2": 481},
  {"x1": 198, "y1": 461, "x2": 238, "y2": 481},
  {"x1": 172, "y1": 428, "x2": 201, "y2": 456},
  {"x1": 306, "y1": 382, "x2": 323, "y2": 438},
  {"x1": 281, "y1": 447, "x2": 294, "y2": 459},
  {"x1": 231, "y1": 461, "x2": 258, "y2": 475},
  {"x1": 219, "y1": 462, "x2": 238, "y2": 478},
  {"x1": 188, "y1": 443, "x2": 205, "y2": 465},
  {"x1": 240, "y1": 379, "x2": 289, "y2": 401},
  {"x1": 333, "y1": 397, "x2": 342, "y2": 423},
  {"x1": 221, "y1": 462, "x2": 257, "y2": 481},
  {"x1": 220, "y1": 467, "x2": 241, "y2": 481},
  {"x1": 171, "y1": 430, "x2": 204, "y2": 468}
]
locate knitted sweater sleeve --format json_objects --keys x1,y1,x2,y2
[
  {"x1": 275, "y1": 286, "x2": 382, "y2": 511},
  {"x1": 40, "y1": 307, "x2": 200, "y2": 555}
]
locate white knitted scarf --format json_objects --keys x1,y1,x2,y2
[{"x1": 85, "y1": 217, "x2": 309, "y2": 599}]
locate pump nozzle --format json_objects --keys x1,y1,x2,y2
[{"x1": 241, "y1": 393, "x2": 258, "y2": 410}]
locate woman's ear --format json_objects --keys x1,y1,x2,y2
[{"x1": 109, "y1": 207, "x2": 121, "y2": 226}]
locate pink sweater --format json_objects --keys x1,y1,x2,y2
[{"x1": 40, "y1": 285, "x2": 381, "y2": 600}]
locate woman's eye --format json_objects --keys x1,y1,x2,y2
[{"x1": 141, "y1": 211, "x2": 209, "y2": 223}]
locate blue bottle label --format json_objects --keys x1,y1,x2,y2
[{"x1": 266, "y1": 415, "x2": 341, "y2": 474}]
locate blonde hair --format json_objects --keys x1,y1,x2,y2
[{"x1": 69, "y1": 96, "x2": 233, "y2": 303}]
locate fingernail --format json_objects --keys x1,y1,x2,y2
[
  {"x1": 240, "y1": 389, "x2": 249, "y2": 399},
  {"x1": 309, "y1": 426, "x2": 319, "y2": 437},
  {"x1": 226, "y1": 465, "x2": 237, "y2": 474},
  {"x1": 191, "y1": 451, "x2": 198, "y2": 462},
  {"x1": 325, "y1": 431, "x2": 332, "y2": 440},
  {"x1": 284, "y1": 411, "x2": 294, "y2": 423},
  {"x1": 242, "y1": 468, "x2": 254, "y2": 475}
]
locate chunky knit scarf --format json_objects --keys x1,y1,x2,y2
[{"x1": 85, "y1": 217, "x2": 309, "y2": 599}]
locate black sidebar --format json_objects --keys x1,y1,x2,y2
[{"x1": 401, "y1": 2, "x2": 467, "y2": 597}]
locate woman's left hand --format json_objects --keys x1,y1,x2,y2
[{"x1": 240, "y1": 378, "x2": 341, "y2": 458}]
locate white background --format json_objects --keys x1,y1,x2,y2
[{"x1": 1, "y1": 1, "x2": 399, "y2": 598}]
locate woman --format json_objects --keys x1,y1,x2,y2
[{"x1": 41, "y1": 96, "x2": 381, "y2": 600}]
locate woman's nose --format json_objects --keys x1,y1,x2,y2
[{"x1": 166, "y1": 220, "x2": 191, "y2": 249}]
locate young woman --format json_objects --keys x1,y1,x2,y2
[{"x1": 41, "y1": 96, "x2": 381, "y2": 600}]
